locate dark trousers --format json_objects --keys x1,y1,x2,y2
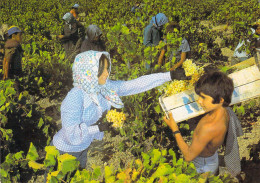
[
  {"x1": 44, "y1": 142, "x2": 88, "y2": 182},
  {"x1": 49, "y1": 141, "x2": 88, "y2": 168}
]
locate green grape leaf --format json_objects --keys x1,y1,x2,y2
[
  {"x1": 38, "y1": 118, "x2": 44, "y2": 128},
  {"x1": 151, "y1": 149, "x2": 161, "y2": 165},
  {"x1": 26, "y1": 110, "x2": 32, "y2": 118},
  {"x1": 5, "y1": 87, "x2": 16, "y2": 96},
  {"x1": 105, "y1": 176, "x2": 116, "y2": 183},
  {"x1": 57, "y1": 153, "x2": 79, "y2": 174},
  {"x1": 37, "y1": 77, "x2": 44, "y2": 86},
  {"x1": 175, "y1": 174, "x2": 191, "y2": 183},
  {"x1": 0, "y1": 96, "x2": 6, "y2": 107},
  {"x1": 154, "y1": 104, "x2": 161, "y2": 114},
  {"x1": 121, "y1": 26, "x2": 130, "y2": 35},
  {"x1": 151, "y1": 163, "x2": 173, "y2": 178},
  {"x1": 93, "y1": 166, "x2": 101, "y2": 179},
  {"x1": 0, "y1": 168, "x2": 8, "y2": 178},
  {"x1": 14, "y1": 151, "x2": 24, "y2": 160},
  {"x1": 26, "y1": 143, "x2": 39, "y2": 161},
  {"x1": 105, "y1": 166, "x2": 113, "y2": 178},
  {"x1": 44, "y1": 146, "x2": 60, "y2": 167},
  {"x1": 161, "y1": 149, "x2": 167, "y2": 157}
]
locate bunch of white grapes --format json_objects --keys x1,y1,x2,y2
[
  {"x1": 106, "y1": 109, "x2": 126, "y2": 128},
  {"x1": 182, "y1": 59, "x2": 199, "y2": 76},
  {"x1": 160, "y1": 59, "x2": 204, "y2": 96}
]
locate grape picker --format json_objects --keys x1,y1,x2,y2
[
  {"x1": 158, "y1": 22, "x2": 191, "y2": 70},
  {"x1": 57, "y1": 12, "x2": 85, "y2": 62},
  {"x1": 164, "y1": 71, "x2": 243, "y2": 176},
  {"x1": 50, "y1": 50, "x2": 189, "y2": 168}
]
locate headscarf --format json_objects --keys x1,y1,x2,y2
[
  {"x1": 150, "y1": 13, "x2": 168, "y2": 28},
  {"x1": 72, "y1": 50, "x2": 124, "y2": 109},
  {"x1": 86, "y1": 25, "x2": 102, "y2": 42},
  {"x1": 62, "y1": 12, "x2": 75, "y2": 29}
]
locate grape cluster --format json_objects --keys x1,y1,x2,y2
[
  {"x1": 106, "y1": 109, "x2": 126, "y2": 128},
  {"x1": 160, "y1": 59, "x2": 204, "y2": 96}
]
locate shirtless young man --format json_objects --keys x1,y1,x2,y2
[{"x1": 164, "y1": 71, "x2": 234, "y2": 174}]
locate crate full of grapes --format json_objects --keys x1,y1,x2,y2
[{"x1": 159, "y1": 58, "x2": 260, "y2": 123}]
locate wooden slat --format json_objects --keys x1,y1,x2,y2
[
  {"x1": 229, "y1": 57, "x2": 255, "y2": 70},
  {"x1": 228, "y1": 65, "x2": 260, "y2": 86}
]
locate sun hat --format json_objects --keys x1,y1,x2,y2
[
  {"x1": 72, "y1": 4, "x2": 79, "y2": 8},
  {"x1": 8, "y1": 26, "x2": 22, "y2": 36}
]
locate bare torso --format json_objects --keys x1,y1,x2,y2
[{"x1": 193, "y1": 107, "x2": 229, "y2": 157}]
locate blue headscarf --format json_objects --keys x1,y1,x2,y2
[
  {"x1": 73, "y1": 51, "x2": 124, "y2": 109},
  {"x1": 150, "y1": 13, "x2": 168, "y2": 28}
]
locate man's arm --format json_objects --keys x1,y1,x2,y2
[
  {"x1": 171, "y1": 38, "x2": 190, "y2": 71},
  {"x1": 170, "y1": 52, "x2": 186, "y2": 71},
  {"x1": 163, "y1": 112, "x2": 212, "y2": 162},
  {"x1": 158, "y1": 49, "x2": 166, "y2": 66}
]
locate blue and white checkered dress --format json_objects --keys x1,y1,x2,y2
[{"x1": 53, "y1": 72, "x2": 171, "y2": 152}]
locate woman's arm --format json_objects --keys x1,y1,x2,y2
[
  {"x1": 61, "y1": 88, "x2": 100, "y2": 145},
  {"x1": 107, "y1": 72, "x2": 171, "y2": 97}
]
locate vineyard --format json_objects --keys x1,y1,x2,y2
[{"x1": 0, "y1": 0, "x2": 260, "y2": 182}]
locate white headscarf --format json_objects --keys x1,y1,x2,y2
[
  {"x1": 62, "y1": 12, "x2": 75, "y2": 29},
  {"x1": 72, "y1": 51, "x2": 124, "y2": 109}
]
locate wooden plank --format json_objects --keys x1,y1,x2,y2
[
  {"x1": 230, "y1": 57, "x2": 255, "y2": 70},
  {"x1": 228, "y1": 65, "x2": 260, "y2": 86},
  {"x1": 159, "y1": 65, "x2": 260, "y2": 123},
  {"x1": 230, "y1": 80, "x2": 260, "y2": 105},
  {"x1": 160, "y1": 89, "x2": 197, "y2": 111}
]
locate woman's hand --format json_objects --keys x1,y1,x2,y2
[
  {"x1": 98, "y1": 122, "x2": 111, "y2": 132},
  {"x1": 170, "y1": 67, "x2": 190, "y2": 80}
]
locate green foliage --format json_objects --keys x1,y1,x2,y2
[
  {"x1": 0, "y1": 81, "x2": 57, "y2": 182},
  {"x1": 104, "y1": 148, "x2": 232, "y2": 182},
  {"x1": 1, "y1": 0, "x2": 259, "y2": 182},
  {"x1": 25, "y1": 144, "x2": 102, "y2": 183},
  {"x1": 26, "y1": 142, "x2": 39, "y2": 161},
  {"x1": 233, "y1": 98, "x2": 260, "y2": 120},
  {"x1": 0, "y1": 151, "x2": 27, "y2": 183}
]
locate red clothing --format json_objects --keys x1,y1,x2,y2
[{"x1": 3, "y1": 39, "x2": 23, "y2": 79}]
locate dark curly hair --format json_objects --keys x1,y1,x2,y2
[{"x1": 195, "y1": 71, "x2": 234, "y2": 107}]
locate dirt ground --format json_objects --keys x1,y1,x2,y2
[{"x1": 237, "y1": 116, "x2": 260, "y2": 183}]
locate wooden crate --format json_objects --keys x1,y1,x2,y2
[{"x1": 159, "y1": 64, "x2": 260, "y2": 123}]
